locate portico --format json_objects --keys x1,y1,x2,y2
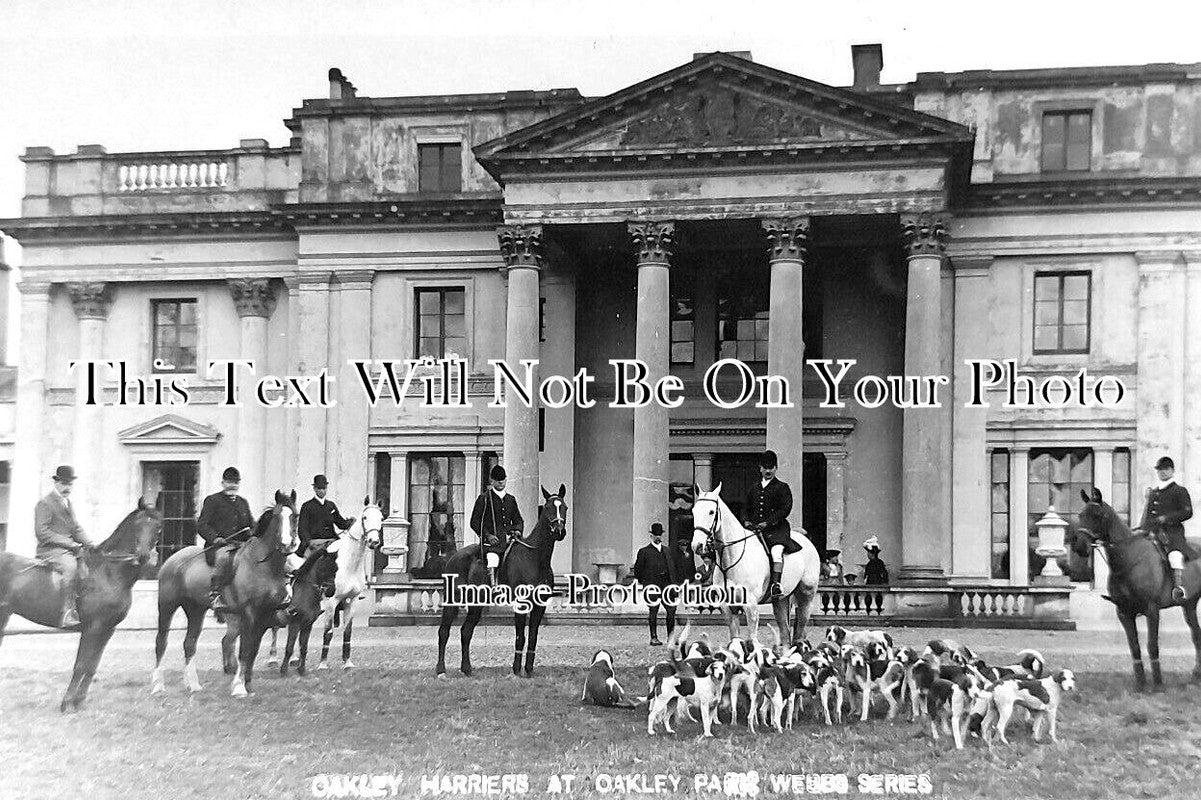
[{"x1": 477, "y1": 52, "x2": 974, "y2": 583}]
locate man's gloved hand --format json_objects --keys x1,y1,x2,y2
[{"x1": 213, "y1": 537, "x2": 226, "y2": 547}]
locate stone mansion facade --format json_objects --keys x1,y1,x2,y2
[{"x1": 2, "y1": 46, "x2": 1200, "y2": 610}]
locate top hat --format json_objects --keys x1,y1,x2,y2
[
  {"x1": 1155, "y1": 456, "x2": 1175, "y2": 471},
  {"x1": 489, "y1": 465, "x2": 507, "y2": 482},
  {"x1": 51, "y1": 465, "x2": 78, "y2": 484},
  {"x1": 313, "y1": 474, "x2": 329, "y2": 489},
  {"x1": 758, "y1": 450, "x2": 779, "y2": 469},
  {"x1": 649, "y1": 522, "x2": 665, "y2": 537},
  {"x1": 221, "y1": 466, "x2": 242, "y2": 482},
  {"x1": 823, "y1": 549, "x2": 841, "y2": 560},
  {"x1": 862, "y1": 535, "x2": 881, "y2": 553}
]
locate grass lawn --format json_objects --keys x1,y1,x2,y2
[{"x1": 1, "y1": 624, "x2": 1200, "y2": 799}]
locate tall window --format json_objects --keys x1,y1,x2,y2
[
  {"x1": 716, "y1": 267, "x2": 769, "y2": 363},
  {"x1": 418, "y1": 143, "x2": 462, "y2": 192},
  {"x1": 415, "y1": 288, "x2": 466, "y2": 359},
  {"x1": 670, "y1": 282, "x2": 695, "y2": 365},
  {"x1": 1033, "y1": 272, "x2": 1090, "y2": 354},
  {"x1": 0, "y1": 460, "x2": 9, "y2": 552},
  {"x1": 152, "y1": 300, "x2": 197, "y2": 372},
  {"x1": 1113, "y1": 448, "x2": 1132, "y2": 524},
  {"x1": 1041, "y1": 110, "x2": 1091, "y2": 172},
  {"x1": 142, "y1": 462, "x2": 198, "y2": 578},
  {"x1": 1028, "y1": 448, "x2": 1093, "y2": 581},
  {"x1": 407, "y1": 454, "x2": 465, "y2": 577},
  {"x1": 373, "y1": 453, "x2": 392, "y2": 515},
  {"x1": 990, "y1": 450, "x2": 1010, "y2": 579}
]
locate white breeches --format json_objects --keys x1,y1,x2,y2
[
  {"x1": 1169, "y1": 551, "x2": 1185, "y2": 569},
  {"x1": 486, "y1": 552, "x2": 500, "y2": 568},
  {"x1": 770, "y1": 544, "x2": 784, "y2": 564}
]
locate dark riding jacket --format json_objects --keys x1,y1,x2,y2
[
  {"x1": 1141, "y1": 481, "x2": 1194, "y2": 552},
  {"x1": 633, "y1": 543, "x2": 679, "y2": 588},
  {"x1": 197, "y1": 492, "x2": 255, "y2": 546},
  {"x1": 743, "y1": 478, "x2": 794, "y2": 549},
  {"x1": 297, "y1": 497, "x2": 353, "y2": 555},
  {"x1": 469, "y1": 490, "x2": 523, "y2": 557}
]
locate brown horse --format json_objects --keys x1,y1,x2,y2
[
  {"x1": 1075, "y1": 487, "x2": 1201, "y2": 691},
  {"x1": 0, "y1": 500, "x2": 162, "y2": 711},
  {"x1": 151, "y1": 490, "x2": 298, "y2": 698},
  {"x1": 436, "y1": 485, "x2": 567, "y2": 678}
]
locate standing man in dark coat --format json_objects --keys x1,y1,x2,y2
[
  {"x1": 633, "y1": 522, "x2": 678, "y2": 645},
  {"x1": 198, "y1": 466, "x2": 256, "y2": 613},
  {"x1": 298, "y1": 474, "x2": 354, "y2": 557},
  {"x1": 742, "y1": 450, "x2": 795, "y2": 598},
  {"x1": 35, "y1": 465, "x2": 92, "y2": 627},
  {"x1": 1140, "y1": 456, "x2": 1194, "y2": 601},
  {"x1": 469, "y1": 465, "x2": 523, "y2": 587}
]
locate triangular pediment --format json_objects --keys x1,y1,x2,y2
[
  {"x1": 118, "y1": 414, "x2": 221, "y2": 445},
  {"x1": 477, "y1": 52, "x2": 972, "y2": 175}
]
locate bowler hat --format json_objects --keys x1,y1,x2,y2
[
  {"x1": 222, "y1": 466, "x2": 241, "y2": 482},
  {"x1": 649, "y1": 523, "x2": 665, "y2": 537},
  {"x1": 823, "y1": 549, "x2": 841, "y2": 560},
  {"x1": 489, "y1": 465, "x2": 507, "y2": 481},
  {"x1": 313, "y1": 474, "x2": 329, "y2": 489},
  {"x1": 51, "y1": 465, "x2": 77, "y2": 484},
  {"x1": 759, "y1": 450, "x2": 779, "y2": 469},
  {"x1": 1156, "y1": 456, "x2": 1175, "y2": 471}
]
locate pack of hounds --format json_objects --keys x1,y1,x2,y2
[{"x1": 581, "y1": 624, "x2": 1077, "y2": 750}]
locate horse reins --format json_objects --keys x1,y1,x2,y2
[{"x1": 692, "y1": 497, "x2": 763, "y2": 576}]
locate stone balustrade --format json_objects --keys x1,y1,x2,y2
[
  {"x1": 117, "y1": 161, "x2": 229, "y2": 192},
  {"x1": 15, "y1": 140, "x2": 300, "y2": 218}
]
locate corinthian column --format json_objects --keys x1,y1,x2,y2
[
  {"x1": 628, "y1": 221, "x2": 674, "y2": 562},
  {"x1": 762, "y1": 217, "x2": 810, "y2": 508},
  {"x1": 228, "y1": 278, "x2": 276, "y2": 506},
  {"x1": 497, "y1": 225, "x2": 543, "y2": 523},
  {"x1": 899, "y1": 213, "x2": 948, "y2": 583},
  {"x1": 68, "y1": 281, "x2": 111, "y2": 535}
]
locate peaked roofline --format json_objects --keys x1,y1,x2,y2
[{"x1": 475, "y1": 51, "x2": 973, "y2": 178}]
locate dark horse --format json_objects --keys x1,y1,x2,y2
[
  {"x1": 1075, "y1": 487, "x2": 1201, "y2": 691},
  {"x1": 436, "y1": 485, "x2": 567, "y2": 678},
  {"x1": 152, "y1": 490, "x2": 298, "y2": 698},
  {"x1": 278, "y1": 545, "x2": 340, "y2": 677},
  {"x1": 0, "y1": 500, "x2": 162, "y2": 711}
]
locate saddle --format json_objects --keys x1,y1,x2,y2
[{"x1": 1148, "y1": 531, "x2": 1200, "y2": 565}]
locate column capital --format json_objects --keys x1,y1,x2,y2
[
  {"x1": 228, "y1": 277, "x2": 278, "y2": 318},
  {"x1": 66, "y1": 281, "x2": 112, "y2": 320},
  {"x1": 335, "y1": 269, "x2": 376, "y2": 290},
  {"x1": 17, "y1": 279, "x2": 53, "y2": 297},
  {"x1": 901, "y1": 212, "x2": 950, "y2": 258},
  {"x1": 761, "y1": 217, "x2": 810, "y2": 262},
  {"x1": 627, "y1": 221, "x2": 675, "y2": 265},
  {"x1": 497, "y1": 224, "x2": 544, "y2": 272}
]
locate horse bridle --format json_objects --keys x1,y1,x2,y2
[
  {"x1": 510, "y1": 498, "x2": 568, "y2": 550},
  {"x1": 354, "y1": 506, "x2": 384, "y2": 550},
  {"x1": 692, "y1": 496, "x2": 760, "y2": 574}
]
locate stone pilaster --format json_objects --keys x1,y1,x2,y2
[
  {"x1": 1184, "y1": 253, "x2": 1201, "y2": 538},
  {"x1": 762, "y1": 217, "x2": 809, "y2": 507},
  {"x1": 825, "y1": 452, "x2": 848, "y2": 557},
  {"x1": 1135, "y1": 252, "x2": 1186, "y2": 481},
  {"x1": 628, "y1": 221, "x2": 674, "y2": 562},
  {"x1": 295, "y1": 272, "x2": 333, "y2": 492},
  {"x1": 692, "y1": 453, "x2": 714, "y2": 494},
  {"x1": 899, "y1": 212, "x2": 948, "y2": 583},
  {"x1": 67, "y1": 281, "x2": 111, "y2": 535},
  {"x1": 497, "y1": 224, "x2": 544, "y2": 524},
  {"x1": 333, "y1": 270, "x2": 374, "y2": 514},
  {"x1": 228, "y1": 278, "x2": 276, "y2": 505},
  {"x1": 1008, "y1": 448, "x2": 1030, "y2": 586},
  {"x1": 8, "y1": 280, "x2": 52, "y2": 556}
]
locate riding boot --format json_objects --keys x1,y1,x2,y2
[
  {"x1": 60, "y1": 584, "x2": 80, "y2": 628},
  {"x1": 1173, "y1": 568, "x2": 1186, "y2": 602},
  {"x1": 209, "y1": 570, "x2": 229, "y2": 613},
  {"x1": 488, "y1": 566, "x2": 499, "y2": 588},
  {"x1": 769, "y1": 563, "x2": 783, "y2": 599}
]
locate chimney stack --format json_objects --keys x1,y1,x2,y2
[
  {"x1": 851, "y1": 44, "x2": 883, "y2": 90},
  {"x1": 328, "y1": 68, "x2": 357, "y2": 101}
]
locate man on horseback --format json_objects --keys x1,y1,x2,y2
[
  {"x1": 34, "y1": 465, "x2": 93, "y2": 627},
  {"x1": 1140, "y1": 456, "x2": 1194, "y2": 602},
  {"x1": 199, "y1": 466, "x2": 256, "y2": 613},
  {"x1": 469, "y1": 465, "x2": 523, "y2": 587},
  {"x1": 742, "y1": 450, "x2": 794, "y2": 599},
  {"x1": 297, "y1": 474, "x2": 354, "y2": 597}
]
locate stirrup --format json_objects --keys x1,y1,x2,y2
[
  {"x1": 60, "y1": 607, "x2": 81, "y2": 628},
  {"x1": 1173, "y1": 585, "x2": 1187, "y2": 602},
  {"x1": 769, "y1": 581, "x2": 783, "y2": 599}
]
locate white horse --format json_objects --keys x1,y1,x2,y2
[
  {"x1": 690, "y1": 484, "x2": 821, "y2": 645},
  {"x1": 264, "y1": 500, "x2": 384, "y2": 670}
]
